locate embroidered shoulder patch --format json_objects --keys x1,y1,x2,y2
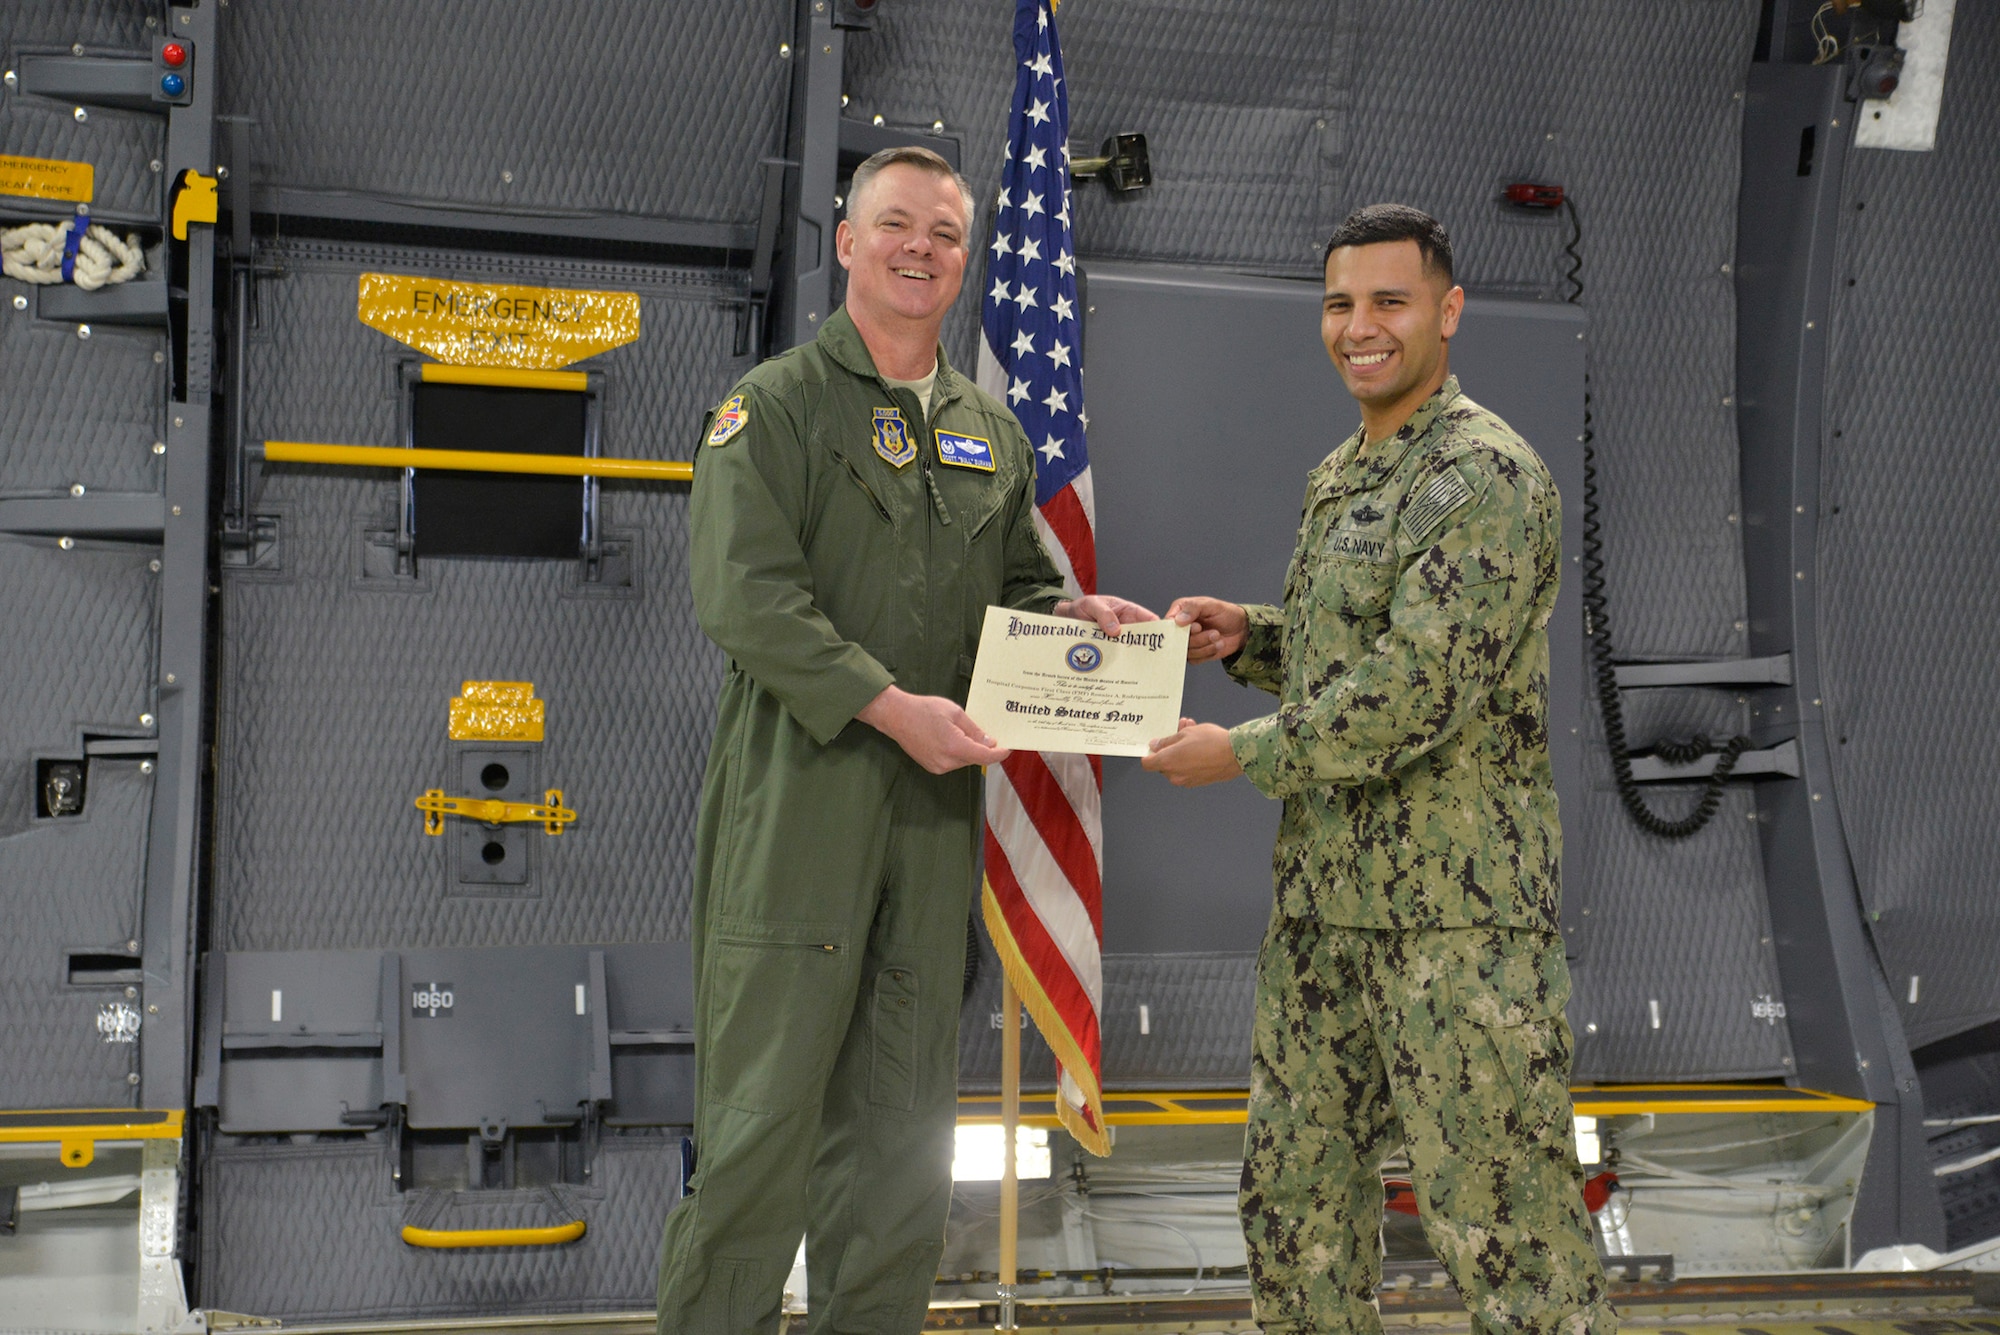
[
  {"x1": 706, "y1": 394, "x2": 748, "y2": 447},
  {"x1": 1400, "y1": 464, "x2": 1476, "y2": 547}
]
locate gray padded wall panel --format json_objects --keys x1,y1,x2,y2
[
  {"x1": 0, "y1": 759, "x2": 148, "y2": 1108},
  {"x1": 219, "y1": 0, "x2": 793, "y2": 225},
  {"x1": 960, "y1": 950, "x2": 1255, "y2": 1091},
  {"x1": 0, "y1": 309, "x2": 166, "y2": 495},
  {"x1": 1819, "y1": 4, "x2": 2000, "y2": 1051},
  {"x1": 214, "y1": 240, "x2": 746, "y2": 952},
  {"x1": 1567, "y1": 708, "x2": 1792, "y2": 1080},
  {"x1": 845, "y1": 0, "x2": 1756, "y2": 658},
  {"x1": 0, "y1": 537, "x2": 158, "y2": 836},
  {"x1": 2, "y1": 2, "x2": 166, "y2": 226},
  {"x1": 2, "y1": 1, "x2": 156, "y2": 53},
  {"x1": 200, "y1": 1135, "x2": 678, "y2": 1320},
  {"x1": 0, "y1": 99, "x2": 165, "y2": 227}
]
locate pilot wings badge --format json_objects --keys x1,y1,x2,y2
[{"x1": 872, "y1": 406, "x2": 915, "y2": 468}]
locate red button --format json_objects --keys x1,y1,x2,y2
[{"x1": 161, "y1": 42, "x2": 188, "y2": 68}]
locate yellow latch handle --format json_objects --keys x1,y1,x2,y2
[
  {"x1": 400, "y1": 1220, "x2": 586, "y2": 1249},
  {"x1": 415, "y1": 788, "x2": 577, "y2": 835}
]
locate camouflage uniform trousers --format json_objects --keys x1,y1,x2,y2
[{"x1": 1240, "y1": 916, "x2": 1616, "y2": 1335}]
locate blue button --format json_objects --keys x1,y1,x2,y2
[{"x1": 160, "y1": 73, "x2": 185, "y2": 96}]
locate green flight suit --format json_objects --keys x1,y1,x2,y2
[
  {"x1": 1225, "y1": 379, "x2": 1614, "y2": 1335},
  {"x1": 655, "y1": 308, "x2": 1064, "y2": 1335}
]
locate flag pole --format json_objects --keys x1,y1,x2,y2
[{"x1": 998, "y1": 971, "x2": 1021, "y2": 1331}]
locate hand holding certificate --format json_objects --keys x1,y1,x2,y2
[{"x1": 964, "y1": 607, "x2": 1189, "y2": 757}]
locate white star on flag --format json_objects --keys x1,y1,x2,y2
[{"x1": 1042, "y1": 386, "x2": 1068, "y2": 414}]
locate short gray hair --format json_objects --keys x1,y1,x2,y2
[{"x1": 847, "y1": 145, "x2": 977, "y2": 233}]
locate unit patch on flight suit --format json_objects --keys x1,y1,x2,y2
[
  {"x1": 935, "y1": 430, "x2": 995, "y2": 472},
  {"x1": 872, "y1": 406, "x2": 915, "y2": 468},
  {"x1": 707, "y1": 394, "x2": 748, "y2": 447}
]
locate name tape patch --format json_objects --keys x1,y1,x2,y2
[
  {"x1": 935, "y1": 430, "x2": 995, "y2": 472},
  {"x1": 708, "y1": 394, "x2": 748, "y2": 447},
  {"x1": 1327, "y1": 530, "x2": 1393, "y2": 563}
]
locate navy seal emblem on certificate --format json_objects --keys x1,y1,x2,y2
[
  {"x1": 871, "y1": 406, "x2": 915, "y2": 468},
  {"x1": 1066, "y1": 643, "x2": 1102, "y2": 673}
]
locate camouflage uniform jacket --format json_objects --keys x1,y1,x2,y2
[{"x1": 1225, "y1": 376, "x2": 1563, "y2": 931}]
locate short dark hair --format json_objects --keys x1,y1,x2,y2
[{"x1": 1321, "y1": 204, "x2": 1454, "y2": 285}]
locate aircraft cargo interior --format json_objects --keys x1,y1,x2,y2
[{"x1": 2, "y1": 1, "x2": 1997, "y2": 1332}]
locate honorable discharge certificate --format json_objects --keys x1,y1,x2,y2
[{"x1": 963, "y1": 607, "x2": 1189, "y2": 757}]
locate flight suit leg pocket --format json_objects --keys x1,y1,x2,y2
[
  {"x1": 869, "y1": 965, "x2": 920, "y2": 1112},
  {"x1": 703, "y1": 914, "x2": 854, "y2": 1115},
  {"x1": 1449, "y1": 932, "x2": 1574, "y2": 1155}
]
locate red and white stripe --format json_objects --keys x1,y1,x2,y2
[{"x1": 977, "y1": 348, "x2": 1109, "y2": 1152}]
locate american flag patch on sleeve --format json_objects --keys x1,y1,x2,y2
[{"x1": 1400, "y1": 465, "x2": 1476, "y2": 547}]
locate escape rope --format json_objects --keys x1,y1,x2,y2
[{"x1": 2, "y1": 214, "x2": 146, "y2": 290}]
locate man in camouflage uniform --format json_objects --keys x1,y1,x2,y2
[{"x1": 1144, "y1": 204, "x2": 1613, "y2": 1335}]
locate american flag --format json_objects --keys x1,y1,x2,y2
[{"x1": 978, "y1": 0, "x2": 1108, "y2": 1157}]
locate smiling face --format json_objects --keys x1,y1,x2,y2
[
  {"x1": 836, "y1": 162, "x2": 972, "y2": 342},
  {"x1": 1322, "y1": 239, "x2": 1464, "y2": 439}
]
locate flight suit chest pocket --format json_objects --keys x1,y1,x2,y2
[{"x1": 814, "y1": 422, "x2": 896, "y2": 528}]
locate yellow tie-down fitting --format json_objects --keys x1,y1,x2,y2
[{"x1": 416, "y1": 789, "x2": 575, "y2": 837}]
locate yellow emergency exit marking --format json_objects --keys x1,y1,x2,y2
[
  {"x1": 0, "y1": 154, "x2": 94, "y2": 204},
  {"x1": 450, "y1": 680, "x2": 545, "y2": 742},
  {"x1": 358, "y1": 273, "x2": 639, "y2": 371}
]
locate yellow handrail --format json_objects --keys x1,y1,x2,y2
[
  {"x1": 955, "y1": 1084, "x2": 1874, "y2": 1128},
  {"x1": 0, "y1": 1109, "x2": 185, "y2": 1169},
  {"x1": 260, "y1": 441, "x2": 693, "y2": 483},
  {"x1": 400, "y1": 1220, "x2": 587, "y2": 1249},
  {"x1": 417, "y1": 363, "x2": 590, "y2": 393}
]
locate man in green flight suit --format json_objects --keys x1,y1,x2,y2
[
  {"x1": 1144, "y1": 204, "x2": 1614, "y2": 1335},
  {"x1": 656, "y1": 146, "x2": 1150, "y2": 1335}
]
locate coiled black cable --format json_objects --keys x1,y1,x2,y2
[{"x1": 1562, "y1": 197, "x2": 1750, "y2": 839}]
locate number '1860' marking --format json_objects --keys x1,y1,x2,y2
[{"x1": 412, "y1": 983, "x2": 455, "y2": 1018}]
